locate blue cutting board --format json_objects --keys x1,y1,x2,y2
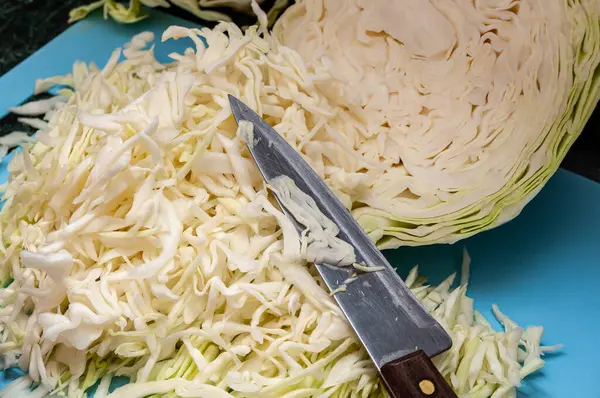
[{"x1": 1, "y1": 11, "x2": 599, "y2": 398}]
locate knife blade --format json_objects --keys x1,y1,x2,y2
[{"x1": 229, "y1": 95, "x2": 456, "y2": 397}]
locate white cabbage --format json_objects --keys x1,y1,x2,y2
[
  {"x1": 0, "y1": 6, "x2": 557, "y2": 397},
  {"x1": 274, "y1": 0, "x2": 600, "y2": 247}
]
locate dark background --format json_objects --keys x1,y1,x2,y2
[{"x1": 1, "y1": 0, "x2": 598, "y2": 182}]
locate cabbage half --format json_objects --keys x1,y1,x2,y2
[
  {"x1": 274, "y1": 0, "x2": 600, "y2": 247},
  {"x1": 0, "y1": 11, "x2": 556, "y2": 397}
]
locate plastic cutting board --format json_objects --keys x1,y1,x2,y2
[{"x1": 0, "y1": 11, "x2": 598, "y2": 398}]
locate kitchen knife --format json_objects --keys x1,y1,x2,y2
[{"x1": 229, "y1": 95, "x2": 457, "y2": 398}]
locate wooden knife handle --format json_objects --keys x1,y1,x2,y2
[{"x1": 380, "y1": 350, "x2": 457, "y2": 398}]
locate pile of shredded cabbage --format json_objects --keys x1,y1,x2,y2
[{"x1": 0, "y1": 8, "x2": 556, "y2": 397}]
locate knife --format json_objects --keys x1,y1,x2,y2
[{"x1": 228, "y1": 95, "x2": 457, "y2": 398}]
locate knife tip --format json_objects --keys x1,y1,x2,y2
[{"x1": 228, "y1": 94, "x2": 246, "y2": 124}]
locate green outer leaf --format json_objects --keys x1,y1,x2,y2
[
  {"x1": 69, "y1": 0, "x2": 292, "y2": 26},
  {"x1": 69, "y1": 0, "x2": 107, "y2": 23}
]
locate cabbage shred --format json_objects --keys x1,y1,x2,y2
[
  {"x1": 268, "y1": 175, "x2": 357, "y2": 267},
  {"x1": 0, "y1": 7, "x2": 556, "y2": 398}
]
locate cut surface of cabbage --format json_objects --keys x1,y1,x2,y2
[
  {"x1": 274, "y1": 0, "x2": 600, "y2": 247},
  {"x1": 0, "y1": 12, "x2": 557, "y2": 398}
]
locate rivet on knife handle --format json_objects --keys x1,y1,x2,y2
[{"x1": 380, "y1": 350, "x2": 457, "y2": 398}]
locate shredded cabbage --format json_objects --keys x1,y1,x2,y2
[
  {"x1": 269, "y1": 175, "x2": 356, "y2": 267},
  {"x1": 236, "y1": 120, "x2": 257, "y2": 149},
  {"x1": 0, "y1": 132, "x2": 37, "y2": 166},
  {"x1": 0, "y1": 7, "x2": 557, "y2": 397}
]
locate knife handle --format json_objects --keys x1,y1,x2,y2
[{"x1": 380, "y1": 350, "x2": 457, "y2": 398}]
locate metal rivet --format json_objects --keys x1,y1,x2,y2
[{"x1": 419, "y1": 379, "x2": 435, "y2": 395}]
